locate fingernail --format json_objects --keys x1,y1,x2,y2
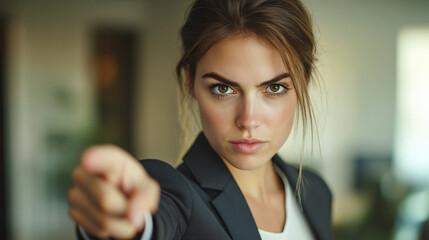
[{"x1": 131, "y1": 210, "x2": 145, "y2": 229}]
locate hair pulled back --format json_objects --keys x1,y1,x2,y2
[{"x1": 176, "y1": 0, "x2": 319, "y2": 187}]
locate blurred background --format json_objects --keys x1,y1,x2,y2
[{"x1": 0, "y1": 0, "x2": 428, "y2": 239}]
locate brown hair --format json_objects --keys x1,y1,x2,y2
[{"x1": 176, "y1": 0, "x2": 319, "y2": 196}]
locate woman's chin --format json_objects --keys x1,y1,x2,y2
[{"x1": 222, "y1": 153, "x2": 271, "y2": 171}]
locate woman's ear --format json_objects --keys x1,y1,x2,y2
[{"x1": 184, "y1": 66, "x2": 195, "y2": 97}]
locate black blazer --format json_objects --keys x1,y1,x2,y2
[{"x1": 78, "y1": 132, "x2": 333, "y2": 240}]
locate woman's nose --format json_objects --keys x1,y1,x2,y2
[{"x1": 235, "y1": 97, "x2": 261, "y2": 131}]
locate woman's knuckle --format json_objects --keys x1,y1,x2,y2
[
  {"x1": 67, "y1": 188, "x2": 77, "y2": 205},
  {"x1": 98, "y1": 216, "x2": 110, "y2": 231},
  {"x1": 93, "y1": 229, "x2": 109, "y2": 238},
  {"x1": 69, "y1": 209, "x2": 80, "y2": 223},
  {"x1": 71, "y1": 168, "x2": 81, "y2": 182},
  {"x1": 97, "y1": 192, "x2": 110, "y2": 211}
]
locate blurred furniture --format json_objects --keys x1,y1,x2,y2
[{"x1": 394, "y1": 190, "x2": 429, "y2": 240}]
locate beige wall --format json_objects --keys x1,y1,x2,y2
[
  {"x1": 281, "y1": 0, "x2": 429, "y2": 189},
  {"x1": 135, "y1": 0, "x2": 193, "y2": 163},
  {"x1": 3, "y1": 0, "x2": 429, "y2": 239},
  {"x1": 279, "y1": 0, "x2": 429, "y2": 224},
  {"x1": 5, "y1": 0, "x2": 191, "y2": 239}
]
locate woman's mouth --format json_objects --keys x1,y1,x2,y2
[{"x1": 229, "y1": 138, "x2": 267, "y2": 154}]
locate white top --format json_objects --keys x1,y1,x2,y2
[{"x1": 258, "y1": 166, "x2": 315, "y2": 240}]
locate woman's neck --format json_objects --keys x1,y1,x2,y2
[{"x1": 222, "y1": 158, "x2": 283, "y2": 201}]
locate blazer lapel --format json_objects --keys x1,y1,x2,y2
[
  {"x1": 183, "y1": 133, "x2": 261, "y2": 240},
  {"x1": 183, "y1": 133, "x2": 332, "y2": 240},
  {"x1": 211, "y1": 178, "x2": 261, "y2": 240}
]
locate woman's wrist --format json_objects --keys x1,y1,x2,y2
[{"x1": 78, "y1": 212, "x2": 153, "y2": 240}]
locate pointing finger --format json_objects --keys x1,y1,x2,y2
[
  {"x1": 80, "y1": 144, "x2": 133, "y2": 184},
  {"x1": 72, "y1": 167, "x2": 127, "y2": 216}
]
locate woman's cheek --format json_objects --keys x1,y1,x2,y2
[
  {"x1": 265, "y1": 97, "x2": 296, "y2": 139},
  {"x1": 279, "y1": 105, "x2": 296, "y2": 141},
  {"x1": 198, "y1": 99, "x2": 234, "y2": 134}
]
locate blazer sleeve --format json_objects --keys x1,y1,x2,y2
[
  {"x1": 140, "y1": 159, "x2": 193, "y2": 240},
  {"x1": 75, "y1": 159, "x2": 193, "y2": 240}
]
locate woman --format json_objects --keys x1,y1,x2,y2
[{"x1": 68, "y1": 0, "x2": 333, "y2": 239}]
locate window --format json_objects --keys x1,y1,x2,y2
[{"x1": 394, "y1": 27, "x2": 429, "y2": 188}]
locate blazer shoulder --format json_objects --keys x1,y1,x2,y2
[
  {"x1": 139, "y1": 159, "x2": 231, "y2": 240},
  {"x1": 139, "y1": 159, "x2": 194, "y2": 239},
  {"x1": 138, "y1": 159, "x2": 194, "y2": 209},
  {"x1": 139, "y1": 159, "x2": 184, "y2": 182},
  {"x1": 301, "y1": 166, "x2": 332, "y2": 199}
]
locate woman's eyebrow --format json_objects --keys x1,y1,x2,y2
[
  {"x1": 201, "y1": 72, "x2": 290, "y2": 87},
  {"x1": 257, "y1": 73, "x2": 290, "y2": 87},
  {"x1": 202, "y1": 73, "x2": 239, "y2": 87}
]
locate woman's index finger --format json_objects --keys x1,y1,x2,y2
[{"x1": 80, "y1": 145, "x2": 132, "y2": 184}]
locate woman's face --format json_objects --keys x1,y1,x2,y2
[{"x1": 191, "y1": 34, "x2": 297, "y2": 170}]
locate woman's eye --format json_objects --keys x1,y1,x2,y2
[
  {"x1": 264, "y1": 84, "x2": 287, "y2": 93},
  {"x1": 212, "y1": 85, "x2": 235, "y2": 94}
]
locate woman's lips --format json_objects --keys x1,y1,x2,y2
[{"x1": 230, "y1": 138, "x2": 267, "y2": 154}]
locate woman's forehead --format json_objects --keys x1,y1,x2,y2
[{"x1": 196, "y1": 34, "x2": 289, "y2": 84}]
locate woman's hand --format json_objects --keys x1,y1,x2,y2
[{"x1": 68, "y1": 145, "x2": 160, "y2": 239}]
